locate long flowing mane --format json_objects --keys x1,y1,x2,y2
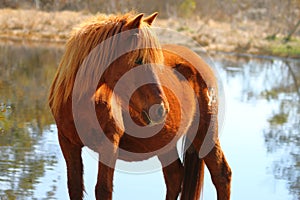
[{"x1": 48, "y1": 13, "x2": 163, "y2": 117}]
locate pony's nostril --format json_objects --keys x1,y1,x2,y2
[
  {"x1": 157, "y1": 105, "x2": 164, "y2": 118},
  {"x1": 148, "y1": 103, "x2": 167, "y2": 123}
]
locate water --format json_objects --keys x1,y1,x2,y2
[{"x1": 0, "y1": 43, "x2": 299, "y2": 200}]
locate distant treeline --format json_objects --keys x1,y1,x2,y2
[{"x1": 1, "y1": 0, "x2": 299, "y2": 35}]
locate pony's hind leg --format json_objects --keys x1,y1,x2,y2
[
  {"x1": 204, "y1": 140, "x2": 232, "y2": 200},
  {"x1": 58, "y1": 133, "x2": 84, "y2": 200},
  {"x1": 158, "y1": 148, "x2": 184, "y2": 200}
]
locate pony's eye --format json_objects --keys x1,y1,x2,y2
[{"x1": 135, "y1": 58, "x2": 143, "y2": 65}]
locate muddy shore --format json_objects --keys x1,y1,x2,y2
[{"x1": 0, "y1": 9, "x2": 299, "y2": 58}]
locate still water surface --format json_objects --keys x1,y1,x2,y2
[{"x1": 0, "y1": 43, "x2": 299, "y2": 200}]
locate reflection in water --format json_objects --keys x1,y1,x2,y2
[
  {"x1": 215, "y1": 55, "x2": 300, "y2": 200},
  {"x1": 0, "y1": 43, "x2": 299, "y2": 199},
  {"x1": 262, "y1": 60, "x2": 300, "y2": 200},
  {"x1": 0, "y1": 43, "x2": 62, "y2": 199}
]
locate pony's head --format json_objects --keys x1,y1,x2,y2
[
  {"x1": 90, "y1": 12, "x2": 169, "y2": 126},
  {"x1": 49, "y1": 12, "x2": 168, "y2": 127}
]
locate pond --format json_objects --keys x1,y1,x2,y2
[{"x1": 0, "y1": 42, "x2": 299, "y2": 200}]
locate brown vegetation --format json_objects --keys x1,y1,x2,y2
[{"x1": 0, "y1": 0, "x2": 300, "y2": 57}]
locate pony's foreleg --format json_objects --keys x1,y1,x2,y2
[
  {"x1": 158, "y1": 148, "x2": 183, "y2": 200},
  {"x1": 96, "y1": 161, "x2": 116, "y2": 200},
  {"x1": 58, "y1": 133, "x2": 84, "y2": 200},
  {"x1": 95, "y1": 137, "x2": 120, "y2": 200},
  {"x1": 204, "y1": 140, "x2": 232, "y2": 200}
]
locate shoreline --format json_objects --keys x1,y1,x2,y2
[{"x1": 0, "y1": 9, "x2": 299, "y2": 59}]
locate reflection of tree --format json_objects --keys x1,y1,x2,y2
[
  {"x1": 263, "y1": 60, "x2": 300, "y2": 200},
  {"x1": 219, "y1": 56, "x2": 300, "y2": 200},
  {"x1": 286, "y1": 61, "x2": 300, "y2": 97},
  {"x1": 0, "y1": 44, "x2": 61, "y2": 199}
]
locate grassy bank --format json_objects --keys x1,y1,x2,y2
[
  {"x1": 0, "y1": 9, "x2": 299, "y2": 58},
  {"x1": 263, "y1": 38, "x2": 300, "y2": 58},
  {"x1": 0, "y1": 9, "x2": 90, "y2": 43}
]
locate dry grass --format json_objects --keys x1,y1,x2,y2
[
  {"x1": 0, "y1": 9, "x2": 91, "y2": 43},
  {"x1": 0, "y1": 8, "x2": 299, "y2": 57}
]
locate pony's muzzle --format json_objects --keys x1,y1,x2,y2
[{"x1": 143, "y1": 103, "x2": 168, "y2": 125}]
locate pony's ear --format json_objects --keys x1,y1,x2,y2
[
  {"x1": 126, "y1": 13, "x2": 144, "y2": 29},
  {"x1": 144, "y1": 12, "x2": 158, "y2": 26}
]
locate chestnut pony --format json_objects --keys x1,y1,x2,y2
[{"x1": 48, "y1": 12, "x2": 231, "y2": 200}]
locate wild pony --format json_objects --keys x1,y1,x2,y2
[{"x1": 48, "y1": 12, "x2": 231, "y2": 200}]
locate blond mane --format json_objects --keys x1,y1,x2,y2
[{"x1": 48, "y1": 13, "x2": 163, "y2": 117}]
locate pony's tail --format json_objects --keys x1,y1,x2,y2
[{"x1": 180, "y1": 141, "x2": 204, "y2": 200}]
